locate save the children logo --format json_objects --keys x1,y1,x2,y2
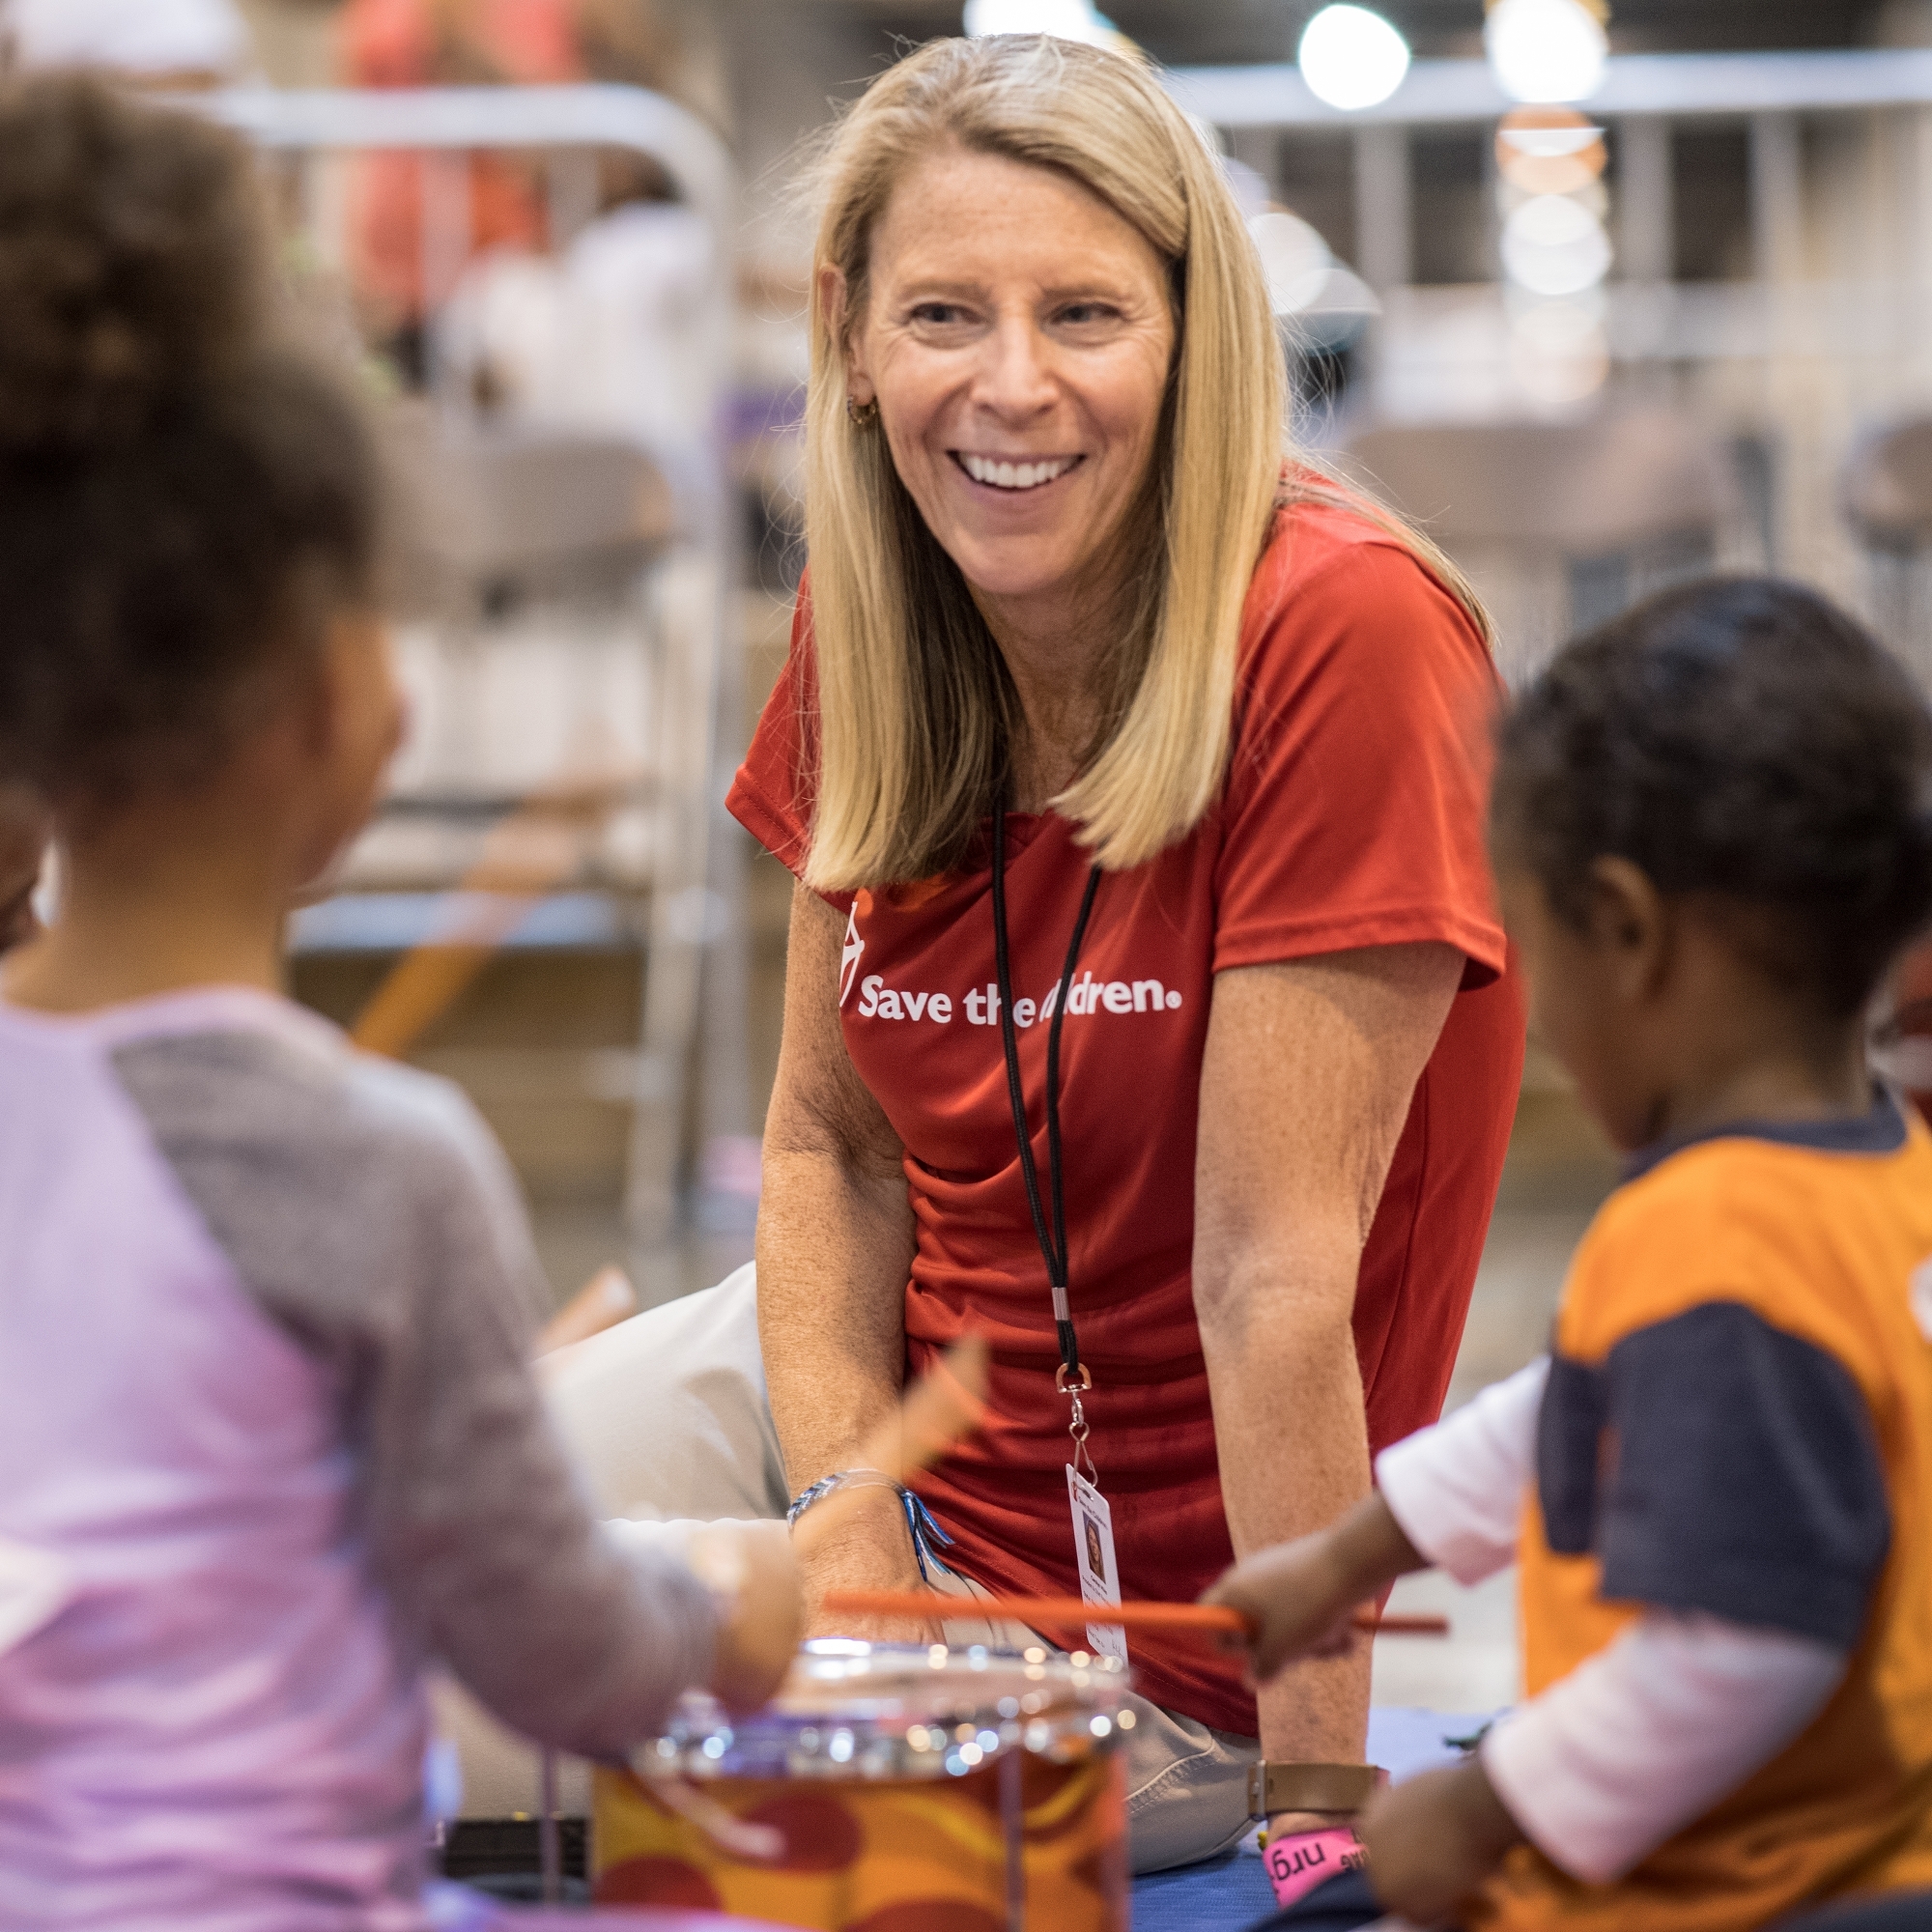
[
  {"x1": 853, "y1": 967, "x2": 1184, "y2": 1026},
  {"x1": 838, "y1": 905, "x2": 866, "y2": 1008}
]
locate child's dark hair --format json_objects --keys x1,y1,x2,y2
[
  {"x1": 1495, "y1": 576, "x2": 1932, "y2": 1019},
  {"x1": 0, "y1": 75, "x2": 383, "y2": 809}
]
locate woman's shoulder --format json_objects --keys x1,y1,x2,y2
[
  {"x1": 1236, "y1": 472, "x2": 1492, "y2": 690},
  {"x1": 727, "y1": 577, "x2": 822, "y2": 879}
]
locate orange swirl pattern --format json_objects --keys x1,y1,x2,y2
[{"x1": 594, "y1": 1752, "x2": 1127, "y2": 1930}]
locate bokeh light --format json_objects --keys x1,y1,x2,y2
[
  {"x1": 1250, "y1": 212, "x2": 1334, "y2": 315},
  {"x1": 1495, "y1": 106, "x2": 1607, "y2": 198},
  {"x1": 1510, "y1": 296, "x2": 1610, "y2": 408},
  {"x1": 1502, "y1": 193, "x2": 1613, "y2": 296},
  {"x1": 961, "y1": 0, "x2": 1118, "y2": 45},
  {"x1": 1485, "y1": 0, "x2": 1608, "y2": 105},
  {"x1": 1297, "y1": 5, "x2": 1412, "y2": 113}
]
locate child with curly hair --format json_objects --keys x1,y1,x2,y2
[{"x1": 0, "y1": 75, "x2": 798, "y2": 1931}]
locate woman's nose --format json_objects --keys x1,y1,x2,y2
[{"x1": 972, "y1": 316, "x2": 1058, "y2": 420}]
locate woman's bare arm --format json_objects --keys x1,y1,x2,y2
[
  {"x1": 1194, "y1": 943, "x2": 1463, "y2": 1824},
  {"x1": 756, "y1": 883, "x2": 933, "y2": 1634}
]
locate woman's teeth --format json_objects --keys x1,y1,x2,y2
[{"x1": 959, "y1": 453, "x2": 1076, "y2": 492}]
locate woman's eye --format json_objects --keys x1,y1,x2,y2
[
  {"x1": 1058, "y1": 302, "x2": 1119, "y2": 327},
  {"x1": 909, "y1": 302, "x2": 969, "y2": 326}
]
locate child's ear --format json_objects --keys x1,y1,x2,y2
[{"x1": 1585, "y1": 856, "x2": 1670, "y2": 999}]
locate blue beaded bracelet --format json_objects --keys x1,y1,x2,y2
[{"x1": 785, "y1": 1469, "x2": 954, "y2": 1583}]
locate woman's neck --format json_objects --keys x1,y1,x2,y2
[{"x1": 974, "y1": 582, "x2": 1124, "y2": 813}]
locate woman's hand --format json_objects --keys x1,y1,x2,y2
[
  {"x1": 796, "y1": 1483, "x2": 948, "y2": 1646},
  {"x1": 689, "y1": 1521, "x2": 807, "y2": 1714},
  {"x1": 1355, "y1": 1756, "x2": 1524, "y2": 1926}
]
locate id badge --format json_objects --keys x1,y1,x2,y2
[{"x1": 1065, "y1": 1464, "x2": 1128, "y2": 1664}]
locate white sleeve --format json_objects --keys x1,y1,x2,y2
[
  {"x1": 1375, "y1": 1356, "x2": 1548, "y2": 1585},
  {"x1": 1481, "y1": 1611, "x2": 1846, "y2": 1884}
]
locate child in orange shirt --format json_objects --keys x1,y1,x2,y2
[{"x1": 1210, "y1": 578, "x2": 1932, "y2": 1932}]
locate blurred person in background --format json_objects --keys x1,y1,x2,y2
[
  {"x1": 339, "y1": 0, "x2": 687, "y2": 384},
  {"x1": 1, "y1": 0, "x2": 256, "y2": 86}
]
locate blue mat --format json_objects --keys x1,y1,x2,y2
[{"x1": 1128, "y1": 1709, "x2": 1498, "y2": 1932}]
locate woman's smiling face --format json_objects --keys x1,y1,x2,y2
[{"x1": 839, "y1": 144, "x2": 1177, "y2": 625}]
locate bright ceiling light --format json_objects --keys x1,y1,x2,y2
[
  {"x1": 1297, "y1": 4, "x2": 1411, "y2": 113},
  {"x1": 962, "y1": 0, "x2": 1118, "y2": 45},
  {"x1": 1486, "y1": 0, "x2": 1608, "y2": 104},
  {"x1": 1501, "y1": 193, "x2": 1612, "y2": 296}
]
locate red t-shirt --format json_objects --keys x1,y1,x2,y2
[{"x1": 728, "y1": 498, "x2": 1525, "y2": 1735}]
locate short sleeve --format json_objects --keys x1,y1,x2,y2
[
  {"x1": 727, "y1": 583, "x2": 839, "y2": 895},
  {"x1": 1588, "y1": 1303, "x2": 1891, "y2": 1646},
  {"x1": 1213, "y1": 530, "x2": 1506, "y2": 982}
]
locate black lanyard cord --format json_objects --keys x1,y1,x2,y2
[{"x1": 990, "y1": 799, "x2": 1102, "y2": 1389}]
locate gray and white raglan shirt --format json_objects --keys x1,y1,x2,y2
[{"x1": 0, "y1": 985, "x2": 716, "y2": 1932}]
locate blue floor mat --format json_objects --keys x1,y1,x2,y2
[{"x1": 1128, "y1": 1708, "x2": 1498, "y2": 1931}]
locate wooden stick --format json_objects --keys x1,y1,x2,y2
[
  {"x1": 819, "y1": 1589, "x2": 1448, "y2": 1639},
  {"x1": 535, "y1": 1264, "x2": 639, "y2": 1356},
  {"x1": 350, "y1": 768, "x2": 643, "y2": 1060}
]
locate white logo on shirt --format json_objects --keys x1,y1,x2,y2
[
  {"x1": 854, "y1": 969, "x2": 1184, "y2": 1026},
  {"x1": 838, "y1": 906, "x2": 866, "y2": 1009}
]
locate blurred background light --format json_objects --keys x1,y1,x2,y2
[
  {"x1": 961, "y1": 0, "x2": 1119, "y2": 44},
  {"x1": 1501, "y1": 192, "x2": 1613, "y2": 296},
  {"x1": 1251, "y1": 210, "x2": 1335, "y2": 314},
  {"x1": 1495, "y1": 106, "x2": 1606, "y2": 197},
  {"x1": 1485, "y1": 0, "x2": 1609, "y2": 105},
  {"x1": 1297, "y1": 4, "x2": 1411, "y2": 113},
  {"x1": 1508, "y1": 294, "x2": 1611, "y2": 407}
]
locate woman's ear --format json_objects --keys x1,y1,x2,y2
[
  {"x1": 1587, "y1": 856, "x2": 1671, "y2": 1001},
  {"x1": 819, "y1": 264, "x2": 874, "y2": 407}
]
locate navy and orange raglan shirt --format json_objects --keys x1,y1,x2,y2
[{"x1": 1473, "y1": 1092, "x2": 1932, "y2": 1932}]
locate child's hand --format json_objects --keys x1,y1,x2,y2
[
  {"x1": 1201, "y1": 1531, "x2": 1363, "y2": 1682},
  {"x1": 1355, "y1": 1756, "x2": 1523, "y2": 1925},
  {"x1": 683, "y1": 1521, "x2": 805, "y2": 1714},
  {"x1": 1203, "y1": 1494, "x2": 1429, "y2": 1684}
]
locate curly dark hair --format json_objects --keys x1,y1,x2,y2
[
  {"x1": 0, "y1": 74, "x2": 383, "y2": 809},
  {"x1": 1494, "y1": 576, "x2": 1932, "y2": 1020}
]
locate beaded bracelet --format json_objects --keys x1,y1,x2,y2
[{"x1": 786, "y1": 1469, "x2": 954, "y2": 1583}]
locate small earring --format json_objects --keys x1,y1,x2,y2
[{"x1": 846, "y1": 395, "x2": 879, "y2": 428}]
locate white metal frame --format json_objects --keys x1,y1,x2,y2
[
  {"x1": 211, "y1": 84, "x2": 744, "y2": 1268},
  {"x1": 1168, "y1": 47, "x2": 1932, "y2": 132}
]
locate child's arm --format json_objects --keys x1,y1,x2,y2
[
  {"x1": 350, "y1": 1089, "x2": 800, "y2": 1750},
  {"x1": 1203, "y1": 1356, "x2": 1548, "y2": 1676},
  {"x1": 1476, "y1": 1610, "x2": 1845, "y2": 1881},
  {"x1": 1376, "y1": 1355, "x2": 1547, "y2": 1583},
  {"x1": 1356, "y1": 1610, "x2": 1845, "y2": 1922},
  {"x1": 115, "y1": 1034, "x2": 799, "y2": 1757}
]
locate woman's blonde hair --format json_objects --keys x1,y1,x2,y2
[{"x1": 801, "y1": 33, "x2": 1488, "y2": 890}]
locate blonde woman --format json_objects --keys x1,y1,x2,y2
[{"x1": 557, "y1": 31, "x2": 1524, "y2": 1888}]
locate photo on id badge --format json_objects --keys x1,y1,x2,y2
[{"x1": 1066, "y1": 1464, "x2": 1128, "y2": 1663}]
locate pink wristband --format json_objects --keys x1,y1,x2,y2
[{"x1": 1263, "y1": 1826, "x2": 1368, "y2": 1911}]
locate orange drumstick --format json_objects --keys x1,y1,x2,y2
[{"x1": 820, "y1": 1589, "x2": 1448, "y2": 1639}]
